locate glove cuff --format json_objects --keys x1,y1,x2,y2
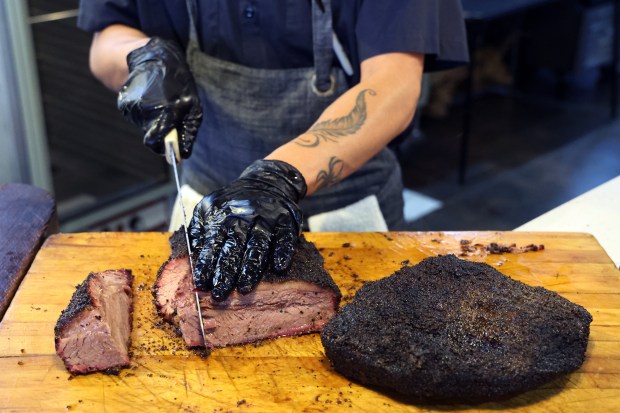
[
  {"x1": 126, "y1": 37, "x2": 186, "y2": 72},
  {"x1": 240, "y1": 159, "x2": 308, "y2": 203}
]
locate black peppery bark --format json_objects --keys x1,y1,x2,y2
[
  {"x1": 54, "y1": 273, "x2": 96, "y2": 337},
  {"x1": 321, "y1": 254, "x2": 592, "y2": 403},
  {"x1": 169, "y1": 228, "x2": 340, "y2": 295}
]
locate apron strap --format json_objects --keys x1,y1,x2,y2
[
  {"x1": 186, "y1": 0, "x2": 200, "y2": 45},
  {"x1": 311, "y1": 0, "x2": 335, "y2": 95}
]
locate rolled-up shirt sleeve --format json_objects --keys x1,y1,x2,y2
[{"x1": 356, "y1": 0, "x2": 469, "y2": 71}]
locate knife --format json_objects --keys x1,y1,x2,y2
[{"x1": 164, "y1": 129, "x2": 207, "y2": 347}]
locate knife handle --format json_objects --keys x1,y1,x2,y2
[{"x1": 164, "y1": 129, "x2": 181, "y2": 165}]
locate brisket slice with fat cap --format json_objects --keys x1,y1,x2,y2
[
  {"x1": 155, "y1": 231, "x2": 341, "y2": 348},
  {"x1": 55, "y1": 269, "x2": 133, "y2": 374},
  {"x1": 321, "y1": 254, "x2": 592, "y2": 403}
]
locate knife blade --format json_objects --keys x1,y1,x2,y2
[{"x1": 164, "y1": 130, "x2": 207, "y2": 347}]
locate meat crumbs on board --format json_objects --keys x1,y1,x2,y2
[{"x1": 459, "y1": 239, "x2": 545, "y2": 256}]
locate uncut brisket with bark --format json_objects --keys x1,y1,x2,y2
[
  {"x1": 321, "y1": 254, "x2": 592, "y2": 403},
  {"x1": 155, "y1": 230, "x2": 341, "y2": 348},
  {"x1": 55, "y1": 269, "x2": 133, "y2": 374}
]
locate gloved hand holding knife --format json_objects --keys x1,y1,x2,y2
[
  {"x1": 117, "y1": 37, "x2": 307, "y2": 302},
  {"x1": 118, "y1": 37, "x2": 202, "y2": 158}
]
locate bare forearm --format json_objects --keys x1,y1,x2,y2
[
  {"x1": 266, "y1": 52, "x2": 424, "y2": 196},
  {"x1": 89, "y1": 25, "x2": 150, "y2": 91}
]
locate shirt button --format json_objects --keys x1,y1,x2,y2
[{"x1": 244, "y1": 6, "x2": 255, "y2": 18}]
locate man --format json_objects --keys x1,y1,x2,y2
[{"x1": 79, "y1": 0, "x2": 468, "y2": 300}]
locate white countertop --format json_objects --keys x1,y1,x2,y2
[{"x1": 515, "y1": 175, "x2": 620, "y2": 268}]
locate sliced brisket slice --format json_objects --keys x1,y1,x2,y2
[
  {"x1": 154, "y1": 233, "x2": 341, "y2": 348},
  {"x1": 321, "y1": 254, "x2": 593, "y2": 403},
  {"x1": 55, "y1": 269, "x2": 133, "y2": 374}
]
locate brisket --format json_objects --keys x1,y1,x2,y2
[
  {"x1": 320, "y1": 254, "x2": 592, "y2": 403},
  {"x1": 155, "y1": 232, "x2": 341, "y2": 348},
  {"x1": 55, "y1": 269, "x2": 133, "y2": 374}
]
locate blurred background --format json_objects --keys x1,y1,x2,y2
[{"x1": 1, "y1": 0, "x2": 619, "y2": 232}]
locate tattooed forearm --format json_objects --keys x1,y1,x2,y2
[
  {"x1": 296, "y1": 89, "x2": 377, "y2": 147},
  {"x1": 315, "y1": 156, "x2": 344, "y2": 190}
]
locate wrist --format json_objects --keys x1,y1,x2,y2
[
  {"x1": 240, "y1": 159, "x2": 307, "y2": 203},
  {"x1": 126, "y1": 37, "x2": 185, "y2": 71}
]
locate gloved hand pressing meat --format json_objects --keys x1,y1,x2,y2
[
  {"x1": 118, "y1": 37, "x2": 202, "y2": 158},
  {"x1": 188, "y1": 159, "x2": 307, "y2": 301}
]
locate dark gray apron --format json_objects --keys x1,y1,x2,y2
[{"x1": 182, "y1": 0, "x2": 405, "y2": 230}]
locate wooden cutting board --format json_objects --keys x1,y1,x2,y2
[{"x1": 0, "y1": 231, "x2": 618, "y2": 412}]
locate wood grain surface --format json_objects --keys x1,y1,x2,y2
[
  {"x1": 0, "y1": 183, "x2": 56, "y2": 321},
  {"x1": 0, "y1": 231, "x2": 618, "y2": 412}
]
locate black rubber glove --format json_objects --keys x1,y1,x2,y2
[
  {"x1": 188, "y1": 159, "x2": 307, "y2": 301},
  {"x1": 118, "y1": 37, "x2": 202, "y2": 158}
]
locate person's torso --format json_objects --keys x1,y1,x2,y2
[{"x1": 181, "y1": 0, "x2": 401, "y2": 224}]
